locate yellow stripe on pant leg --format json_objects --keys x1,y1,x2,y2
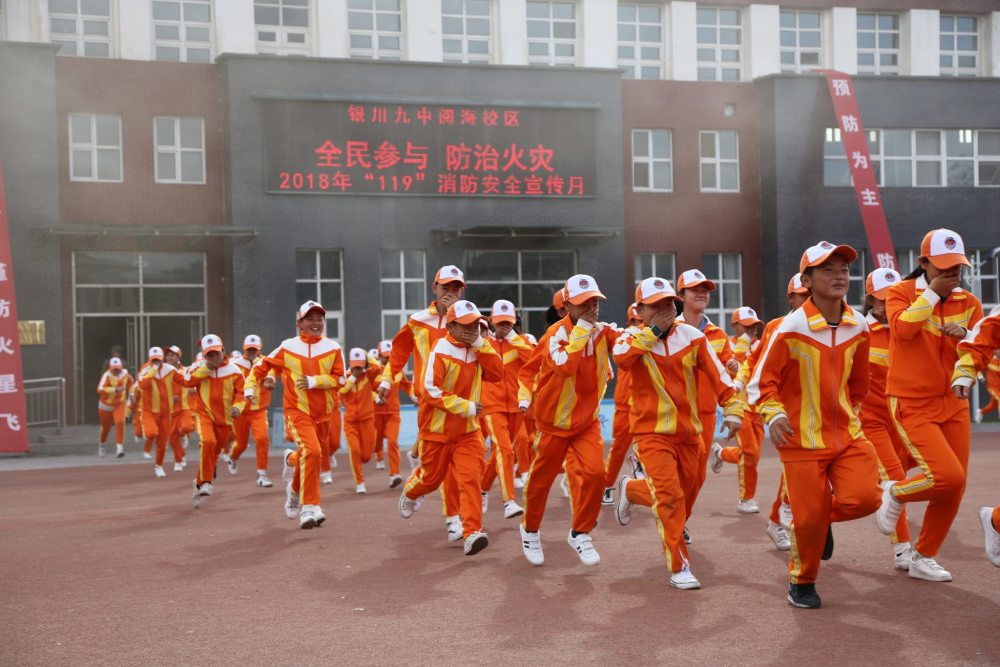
[{"x1": 888, "y1": 396, "x2": 935, "y2": 497}]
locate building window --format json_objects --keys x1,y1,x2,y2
[
  {"x1": 349, "y1": 0, "x2": 402, "y2": 60},
  {"x1": 631, "y1": 129, "x2": 672, "y2": 192},
  {"x1": 978, "y1": 131, "x2": 1000, "y2": 187},
  {"x1": 152, "y1": 0, "x2": 213, "y2": 63},
  {"x1": 295, "y1": 250, "x2": 345, "y2": 342},
  {"x1": 526, "y1": 0, "x2": 577, "y2": 67},
  {"x1": 780, "y1": 9, "x2": 821, "y2": 73},
  {"x1": 857, "y1": 12, "x2": 900, "y2": 75},
  {"x1": 442, "y1": 0, "x2": 491, "y2": 64},
  {"x1": 699, "y1": 130, "x2": 739, "y2": 192},
  {"x1": 462, "y1": 250, "x2": 576, "y2": 337},
  {"x1": 69, "y1": 113, "x2": 122, "y2": 182},
  {"x1": 702, "y1": 252, "x2": 741, "y2": 331},
  {"x1": 154, "y1": 117, "x2": 205, "y2": 184},
  {"x1": 49, "y1": 0, "x2": 113, "y2": 57},
  {"x1": 846, "y1": 249, "x2": 867, "y2": 310},
  {"x1": 634, "y1": 252, "x2": 676, "y2": 286},
  {"x1": 379, "y1": 249, "x2": 427, "y2": 339},
  {"x1": 696, "y1": 7, "x2": 741, "y2": 81},
  {"x1": 894, "y1": 248, "x2": 919, "y2": 277},
  {"x1": 255, "y1": 0, "x2": 311, "y2": 56},
  {"x1": 968, "y1": 249, "x2": 1000, "y2": 312},
  {"x1": 940, "y1": 15, "x2": 980, "y2": 77},
  {"x1": 618, "y1": 3, "x2": 664, "y2": 80}
]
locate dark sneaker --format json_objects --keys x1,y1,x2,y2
[
  {"x1": 787, "y1": 583, "x2": 821, "y2": 609},
  {"x1": 821, "y1": 526, "x2": 834, "y2": 561}
]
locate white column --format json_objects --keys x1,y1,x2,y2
[
  {"x1": 215, "y1": 0, "x2": 256, "y2": 56},
  {"x1": 991, "y1": 12, "x2": 1000, "y2": 77},
  {"x1": 405, "y1": 0, "x2": 442, "y2": 62},
  {"x1": 906, "y1": 9, "x2": 939, "y2": 76},
  {"x1": 5, "y1": 0, "x2": 48, "y2": 42},
  {"x1": 118, "y1": 0, "x2": 151, "y2": 60},
  {"x1": 316, "y1": 0, "x2": 348, "y2": 58},
  {"x1": 580, "y1": 0, "x2": 616, "y2": 68},
  {"x1": 497, "y1": 0, "x2": 527, "y2": 65},
  {"x1": 670, "y1": 0, "x2": 697, "y2": 80},
  {"x1": 829, "y1": 6, "x2": 856, "y2": 74},
  {"x1": 747, "y1": 4, "x2": 780, "y2": 80}
]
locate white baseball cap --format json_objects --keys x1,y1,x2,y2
[
  {"x1": 634, "y1": 277, "x2": 680, "y2": 306},
  {"x1": 297, "y1": 300, "x2": 326, "y2": 320},
  {"x1": 787, "y1": 273, "x2": 809, "y2": 295},
  {"x1": 731, "y1": 307, "x2": 762, "y2": 327},
  {"x1": 677, "y1": 269, "x2": 716, "y2": 292},
  {"x1": 866, "y1": 268, "x2": 902, "y2": 299},
  {"x1": 434, "y1": 265, "x2": 466, "y2": 286},
  {"x1": 800, "y1": 241, "x2": 859, "y2": 273},
  {"x1": 109, "y1": 357, "x2": 123, "y2": 369},
  {"x1": 243, "y1": 334, "x2": 262, "y2": 350},
  {"x1": 349, "y1": 347, "x2": 368, "y2": 368},
  {"x1": 564, "y1": 274, "x2": 606, "y2": 305},
  {"x1": 148, "y1": 346, "x2": 164, "y2": 360},
  {"x1": 167, "y1": 345, "x2": 182, "y2": 357},
  {"x1": 447, "y1": 300, "x2": 484, "y2": 324},
  {"x1": 377, "y1": 340, "x2": 392, "y2": 356},
  {"x1": 230, "y1": 350, "x2": 242, "y2": 359},
  {"x1": 921, "y1": 228, "x2": 971, "y2": 269},
  {"x1": 491, "y1": 299, "x2": 517, "y2": 323},
  {"x1": 200, "y1": 334, "x2": 224, "y2": 353}
]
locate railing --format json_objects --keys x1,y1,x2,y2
[{"x1": 23, "y1": 377, "x2": 66, "y2": 430}]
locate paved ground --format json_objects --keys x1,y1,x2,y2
[{"x1": 2, "y1": 433, "x2": 999, "y2": 666}]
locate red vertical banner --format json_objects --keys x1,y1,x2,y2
[
  {"x1": 0, "y1": 163, "x2": 30, "y2": 452},
  {"x1": 818, "y1": 70, "x2": 897, "y2": 270}
]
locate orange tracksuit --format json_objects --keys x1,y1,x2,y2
[
  {"x1": 859, "y1": 315, "x2": 911, "y2": 545},
  {"x1": 719, "y1": 339, "x2": 764, "y2": 504},
  {"x1": 603, "y1": 361, "x2": 633, "y2": 489},
  {"x1": 519, "y1": 316, "x2": 617, "y2": 535},
  {"x1": 379, "y1": 303, "x2": 461, "y2": 517},
  {"x1": 516, "y1": 340, "x2": 546, "y2": 476},
  {"x1": 982, "y1": 357, "x2": 1000, "y2": 416},
  {"x1": 341, "y1": 365, "x2": 380, "y2": 485},
  {"x1": 374, "y1": 363, "x2": 413, "y2": 476},
  {"x1": 748, "y1": 299, "x2": 881, "y2": 586},
  {"x1": 232, "y1": 356, "x2": 274, "y2": 473},
  {"x1": 97, "y1": 370, "x2": 134, "y2": 446},
  {"x1": 139, "y1": 363, "x2": 185, "y2": 466},
  {"x1": 185, "y1": 360, "x2": 246, "y2": 485},
  {"x1": 615, "y1": 323, "x2": 743, "y2": 574},
  {"x1": 403, "y1": 334, "x2": 502, "y2": 538},
  {"x1": 130, "y1": 362, "x2": 150, "y2": 445},
  {"x1": 953, "y1": 313, "x2": 1000, "y2": 532},
  {"x1": 249, "y1": 335, "x2": 345, "y2": 506},
  {"x1": 749, "y1": 317, "x2": 791, "y2": 526},
  {"x1": 480, "y1": 331, "x2": 533, "y2": 502},
  {"x1": 887, "y1": 277, "x2": 983, "y2": 558}
]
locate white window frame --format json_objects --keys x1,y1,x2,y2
[
  {"x1": 631, "y1": 129, "x2": 672, "y2": 192},
  {"x1": 152, "y1": 0, "x2": 214, "y2": 63},
  {"x1": 441, "y1": 0, "x2": 492, "y2": 64},
  {"x1": 617, "y1": 3, "x2": 665, "y2": 80},
  {"x1": 977, "y1": 130, "x2": 1000, "y2": 187},
  {"x1": 379, "y1": 249, "x2": 427, "y2": 340},
  {"x1": 633, "y1": 252, "x2": 676, "y2": 286},
  {"x1": 894, "y1": 248, "x2": 919, "y2": 277},
  {"x1": 968, "y1": 249, "x2": 1000, "y2": 313},
  {"x1": 779, "y1": 9, "x2": 822, "y2": 73},
  {"x1": 49, "y1": 0, "x2": 114, "y2": 58},
  {"x1": 348, "y1": 0, "x2": 403, "y2": 61},
  {"x1": 699, "y1": 130, "x2": 739, "y2": 193},
  {"x1": 154, "y1": 117, "x2": 206, "y2": 185},
  {"x1": 255, "y1": 0, "x2": 312, "y2": 56},
  {"x1": 696, "y1": 6, "x2": 742, "y2": 81},
  {"x1": 69, "y1": 113, "x2": 122, "y2": 183},
  {"x1": 856, "y1": 11, "x2": 900, "y2": 75},
  {"x1": 846, "y1": 249, "x2": 868, "y2": 311},
  {"x1": 296, "y1": 250, "x2": 345, "y2": 344},
  {"x1": 940, "y1": 14, "x2": 981, "y2": 77},
  {"x1": 702, "y1": 252, "x2": 742, "y2": 332},
  {"x1": 526, "y1": 0, "x2": 578, "y2": 67}
]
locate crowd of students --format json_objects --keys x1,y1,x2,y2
[{"x1": 95, "y1": 228, "x2": 1000, "y2": 608}]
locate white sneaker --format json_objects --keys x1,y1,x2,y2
[
  {"x1": 709, "y1": 442, "x2": 724, "y2": 474},
  {"x1": 669, "y1": 563, "x2": 701, "y2": 590},
  {"x1": 464, "y1": 531, "x2": 489, "y2": 556},
  {"x1": 375, "y1": 460, "x2": 386, "y2": 470},
  {"x1": 134, "y1": 435, "x2": 142, "y2": 444},
  {"x1": 153, "y1": 466, "x2": 166, "y2": 478},
  {"x1": 447, "y1": 517, "x2": 463, "y2": 543},
  {"x1": 98, "y1": 444, "x2": 106, "y2": 458},
  {"x1": 256, "y1": 474, "x2": 273, "y2": 488},
  {"x1": 282, "y1": 449, "x2": 295, "y2": 484},
  {"x1": 766, "y1": 521, "x2": 791, "y2": 551},
  {"x1": 143, "y1": 451, "x2": 152, "y2": 460},
  {"x1": 181, "y1": 459, "x2": 187, "y2": 469},
  {"x1": 481, "y1": 492, "x2": 489, "y2": 513},
  {"x1": 514, "y1": 475, "x2": 524, "y2": 489},
  {"x1": 602, "y1": 487, "x2": 614, "y2": 506},
  {"x1": 299, "y1": 504, "x2": 320, "y2": 529},
  {"x1": 320, "y1": 471, "x2": 333, "y2": 485},
  {"x1": 181, "y1": 435, "x2": 189, "y2": 450},
  {"x1": 284, "y1": 483, "x2": 300, "y2": 519},
  {"x1": 355, "y1": 483, "x2": 367, "y2": 494},
  {"x1": 875, "y1": 481, "x2": 904, "y2": 535},
  {"x1": 520, "y1": 524, "x2": 544, "y2": 566},
  {"x1": 893, "y1": 543, "x2": 915, "y2": 571},
  {"x1": 330, "y1": 454, "x2": 338, "y2": 469},
  {"x1": 407, "y1": 450, "x2": 420, "y2": 471},
  {"x1": 222, "y1": 452, "x2": 232, "y2": 465},
  {"x1": 312, "y1": 505, "x2": 326, "y2": 527},
  {"x1": 116, "y1": 444, "x2": 125, "y2": 458},
  {"x1": 227, "y1": 458, "x2": 238, "y2": 475},
  {"x1": 908, "y1": 554, "x2": 952, "y2": 582},
  {"x1": 389, "y1": 474, "x2": 403, "y2": 489},
  {"x1": 737, "y1": 498, "x2": 760, "y2": 514},
  {"x1": 567, "y1": 531, "x2": 600, "y2": 566},
  {"x1": 980, "y1": 507, "x2": 1000, "y2": 567},
  {"x1": 503, "y1": 500, "x2": 524, "y2": 519},
  {"x1": 974, "y1": 409, "x2": 983, "y2": 424},
  {"x1": 559, "y1": 473, "x2": 570, "y2": 498},
  {"x1": 615, "y1": 475, "x2": 633, "y2": 526},
  {"x1": 173, "y1": 462, "x2": 184, "y2": 472},
  {"x1": 398, "y1": 491, "x2": 419, "y2": 518},
  {"x1": 191, "y1": 481, "x2": 204, "y2": 508},
  {"x1": 197, "y1": 482, "x2": 213, "y2": 497},
  {"x1": 779, "y1": 502, "x2": 794, "y2": 530}
]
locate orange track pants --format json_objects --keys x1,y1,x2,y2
[
  {"x1": 890, "y1": 394, "x2": 971, "y2": 557},
  {"x1": 404, "y1": 431, "x2": 486, "y2": 538},
  {"x1": 522, "y1": 420, "x2": 604, "y2": 534},
  {"x1": 231, "y1": 409, "x2": 270, "y2": 472},
  {"x1": 285, "y1": 411, "x2": 330, "y2": 507},
  {"x1": 768, "y1": 472, "x2": 789, "y2": 524},
  {"x1": 720, "y1": 411, "x2": 762, "y2": 501},
  {"x1": 782, "y1": 440, "x2": 881, "y2": 585},
  {"x1": 514, "y1": 417, "x2": 534, "y2": 476},
  {"x1": 374, "y1": 412, "x2": 402, "y2": 475},
  {"x1": 686, "y1": 410, "x2": 717, "y2": 516},
  {"x1": 98, "y1": 404, "x2": 126, "y2": 445},
  {"x1": 133, "y1": 406, "x2": 143, "y2": 440},
  {"x1": 862, "y1": 413, "x2": 911, "y2": 544},
  {"x1": 603, "y1": 408, "x2": 633, "y2": 489},
  {"x1": 143, "y1": 413, "x2": 184, "y2": 466},
  {"x1": 481, "y1": 412, "x2": 521, "y2": 502},
  {"x1": 320, "y1": 410, "x2": 342, "y2": 473},
  {"x1": 981, "y1": 390, "x2": 998, "y2": 415},
  {"x1": 196, "y1": 419, "x2": 232, "y2": 486},
  {"x1": 345, "y1": 417, "x2": 376, "y2": 485},
  {"x1": 624, "y1": 433, "x2": 701, "y2": 573}
]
